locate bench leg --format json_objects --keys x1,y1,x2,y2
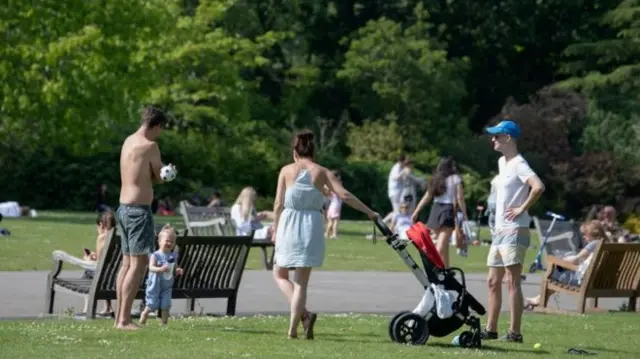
[
  {"x1": 89, "y1": 298, "x2": 98, "y2": 319},
  {"x1": 185, "y1": 298, "x2": 195, "y2": 314},
  {"x1": 260, "y1": 247, "x2": 273, "y2": 270},
  {"x1": 226, "y1": 294, "x2": 237, "y2": 316},
  {"x1": 44, "y1": 276, "x2": 55, "y2": 314},
  {"x1": 269, "y1": 248, "x2": 275, "y2": 270}
]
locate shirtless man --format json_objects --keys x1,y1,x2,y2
[{"x1": 114, "y1": 106, "x2": 175, "y2": 330}]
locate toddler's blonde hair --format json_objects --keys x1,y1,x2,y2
[{"x1": 158, "y1": 224, "x2": 177, "y2": 241}]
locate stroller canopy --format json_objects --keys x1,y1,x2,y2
[{"x1": 406, "y1": 222, "x2": 446, "y2": 269}]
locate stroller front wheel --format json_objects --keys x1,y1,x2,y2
[{"x1": 391, "y1": 312, "x2": 429, "y2": 345}]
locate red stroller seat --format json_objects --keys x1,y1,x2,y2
[{"x1": 406, "y1": 222, "x2": 446, "y2": 269}]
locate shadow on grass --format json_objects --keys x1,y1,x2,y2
[
  {"x1": 583, "y1": 346, "x2": 637, "y2": 355},
  {"x1": 428, "y1": 342, "x2": 550, "y2": 354}
]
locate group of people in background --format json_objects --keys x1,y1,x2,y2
[{"x1": 89, "y1": 105, "x2": 631, "y2": 341}]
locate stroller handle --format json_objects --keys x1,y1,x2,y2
[
  {"x1": 546, "y1": 211, "x2": 566, "y2": 221},
  {"x1": 373, "y1": 215, "x2": 393, "y2": 237}
]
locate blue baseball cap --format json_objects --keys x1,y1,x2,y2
[{"x1": 485, "y1": 120, "x2": 521, "y2": 139}]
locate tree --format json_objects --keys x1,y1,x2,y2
[
  {"x1": 337, "y1": 5, "x2": 468, "y2": 153},
  {"x1": 559, "y1": 0, "x2": 640, "y2": 108},
  {"x1": 0, "y1": 0, "x2": 178, "y2": 154}
]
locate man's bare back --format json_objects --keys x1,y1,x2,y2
[{"x1": 119, "y1": 133, "x2": 161, "y2": 206}]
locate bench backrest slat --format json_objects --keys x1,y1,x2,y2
[
  {"x1": 582, "y1": 243, "x2": 640, "y2": 292},
  {"x1": 173, "y1": 235, "x2": 251, "y2": 291}
]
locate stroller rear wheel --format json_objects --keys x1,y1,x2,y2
[
  {"x1": 388, "y1": 311, "x2": 411, "y2": 342},
  {"x1": 391, "y1": 312, "x2": 429, "y2": 345}
]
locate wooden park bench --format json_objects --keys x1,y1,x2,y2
[
  {"x1": 45, "y1": 228, "x2": 252, "y2": 318},
  {"x1": 179, "y1": 201, "x2": 275, "y2": 270},
  {"x1": 535, "y1": 242, "x2": 640, "y2": 313}
]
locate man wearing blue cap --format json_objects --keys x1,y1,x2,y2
[{"x1": 482, "y1": 119, "x2": 545, "y2": 343}]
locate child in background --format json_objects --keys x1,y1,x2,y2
[
  {"x1": 140, "y1": 225, "x2": 184, "y2": 325},
  {"x1": 391, "y1": 202, "x2": 413, "y2": 240},
  {"x1": 82, "y1": 210, "x2": 116, "y2": 316},
  {"x1": 524, "y1": 220, "x2": 609, "y2": 309},
  {"x1": 451, "y1": 210, "x2": 469, "y2": 258},
  {"x1": 325, "y1": 170, "x2": 343, "y2": 239}
]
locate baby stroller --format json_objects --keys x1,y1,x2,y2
[{"x1": 373, "y1": 217, "x2": 486, "y2": 348}]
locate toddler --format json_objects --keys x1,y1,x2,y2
[
  {"x1": 140, "y1": 225, "x2": 184, "y2": 325},
  {"x1": 391, "y1": 202, "x2": 413, "y2": 240},
  {"x1": 325, "y1": 170, "x2": 343, "y2": 239}
]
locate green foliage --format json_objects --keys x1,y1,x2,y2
[
  {"x1": 345, "y1": 116, "x2": 404, "y2": 162},
  {"x1": 559, "y1": 0, "x2": 640, "y2": 98},
  {"x1": 337, "y1": 5, "x2": 468, "y2": 150},
  {"x1": 0, "y1": 0, "x2": 177, "y2": 153},
  {"x1": 581, "y1": 104, "x2": 640, "y2": 166}
]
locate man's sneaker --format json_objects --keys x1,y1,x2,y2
[
  {"x1": 480, "y1": 330, "x2": 498, "y2": 340},
  {"x1": 501, "y1": 331, "x2": 523, "y2": 343}
]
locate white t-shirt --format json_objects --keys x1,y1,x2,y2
[
  {"x1": 231, "y1": 203, "x2": 261, "y2": 236},
  {"x1": 433, "y1": 175, "x2": 462, "y2": 204},
  {"x1": 393, "y1": 212, "x2": 413, "y2": 239},
  {"x1": 387, "y1": 162, "x2": 404, "y2": 197},
  {"x1": 487, "y1": 175, "x2": 498, "y2": 207},
  {"x1": 494, "y1": 154, "x2": 536, "y2": 229}
]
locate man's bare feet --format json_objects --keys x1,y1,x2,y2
[{"x1": 116, "y1": 322, "x2": 141, "y2": 330}]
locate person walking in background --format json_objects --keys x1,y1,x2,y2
[
  {"x1": 324, "y1": 170, "x2": 343, "y2": 239},
  {"x1": 482, "y1": 119, "x2": 545, "y2": 343},
  {"x1": 271, "y1": 129, "x2": 377, "y2": 340},
  {"x1": 399, "y1": 159, "x2": 427, "y2": 214},
  {"x1": 383, "y1": 154, "x2": 407, "y2": 223},
  {"x1": 412, "y1": 156, "x2": 468, "y2": 268}
]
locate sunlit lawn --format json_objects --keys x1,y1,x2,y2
[
  {"x1": 0, "y1": 313, "x2": 637, "y2": 358},
  {"x1": 0, "y1": 211, "x2": 538, "y2": 272}
]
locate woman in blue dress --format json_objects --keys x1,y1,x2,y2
[{"x1": 271, "y1": 129, "x2": 377, "y2": 340}]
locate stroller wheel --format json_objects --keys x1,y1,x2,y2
[
  {"x1": 388, "y1": 311, "x2": 411, "y2": 343},
  {"x1": 391, "y1": 312, "x2": 429, "y2": 345},
  {"x1": 458, "y1": 331, "x2": 475, "y2": 348}
]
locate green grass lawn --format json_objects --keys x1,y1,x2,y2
[
  {"x1": 0, "y1": 313, "x2": 637, "y2": 358},
  {"x1": 0, "y1": 211, "x2": 539, "y2": 272}
]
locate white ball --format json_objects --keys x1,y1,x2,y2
[{"x1": 160, "y1": 165, "x2": 177, "y2": 182}]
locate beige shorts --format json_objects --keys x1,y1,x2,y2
[
  {"x1": 487, "y1": 245, "x2": 528, "y2": 267},
  {"x1": 487, "y1": 228, "x2": 530, "y2": 267}
]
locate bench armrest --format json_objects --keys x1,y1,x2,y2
[
  {"x1": 51, "y1": 250, "x2": 98, "y2": 271},
  {"x1": 546, "y1": 255, "x2": 579, "y2": 272}
]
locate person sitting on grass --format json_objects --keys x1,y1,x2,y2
[
  {"x1": 82, "y1": 210, "x2": 116, "y2": 316},
  {"x1": 140, "y1": 225, "x2": 184, "y2": 325},
  {"x1": 524, "y1": 219, "x2": 609, "y2": 309}
]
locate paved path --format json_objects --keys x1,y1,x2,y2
[{"x1": 0, "y1": 270, "x2": 627, "y2": 320}]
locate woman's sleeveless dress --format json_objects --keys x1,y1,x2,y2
[{"x1": 274, "y1": 169, "x2": 326, "y2": 268}]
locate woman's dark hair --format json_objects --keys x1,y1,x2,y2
[
  {"x1": 292, "y1": 129, "x2": 315, "y2": 158},
  {"x1": 96, "y1": 210, "x2": 116, "y2": 229},
  {"x1": 428, "y1": 156, "x2": 458, "y2": 197}
]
